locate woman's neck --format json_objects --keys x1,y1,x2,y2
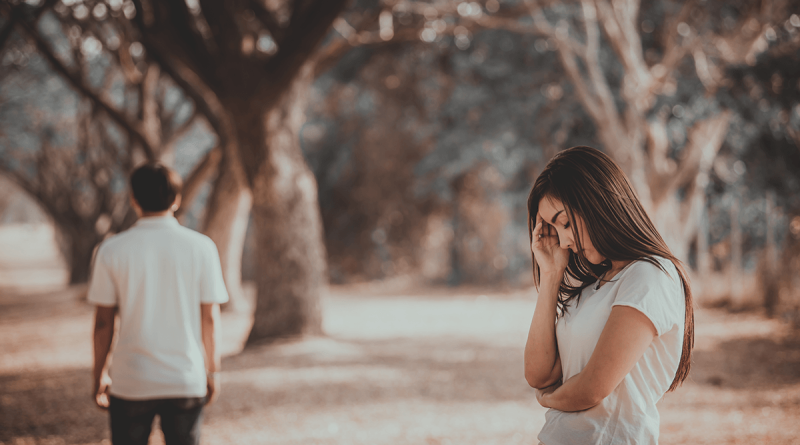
[
  {"x1": 606, "y1": 260, "x2": 632, "y2": 279},
  {"x1": 595, "y1": 259, "x2": 633, "y2": 289}
]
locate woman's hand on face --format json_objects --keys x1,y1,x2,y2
[{"x1": 532, "y1": 213, "x2": 570, "y2": 277}]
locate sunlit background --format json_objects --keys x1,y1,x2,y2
[{"x1": 1, "y1": 0, "x2": 800, "y2": 443}]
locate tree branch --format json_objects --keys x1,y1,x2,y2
[
  {"x1": 0, "y1": 0, "x2": 57, "y2": 52},
  {"x1": 176, "y1": 146, "x2": 223, "y2": 218},
  {"x1": 18, "y1": 18, "x2": 157, "y2": 160},
  {"x1": 144, "y1": 46, "x2": 233, "y2": 155},
  {"x1": 314, "y1": 26, "x2": 437, "y2": 78},
  {"x1": 162, "y1": 112, "x2": 199, "y2": 155},
  {"x1": 520, "y1": 1, "x2": 606, "y2": 131},
  {"x1": 132, "y1": 0, "x2": 220, "y2": 89},
  {"x1": 786, "y1": 125, "x2": 800, "y2": 152},
  {"x1": 650, "y1": 112, "x2": 731, "y2": 206},
  {"x1": 140, "y1": 64, "x2": 162, "y2": 151},
  {"x1": 314, "y1": 6, "x2": 538, "y2": 79},
  {"x1": 0, "y1": 160, "x2": 39, "y2": 199},
  {"x1": 250, "y1": 0, "x2": 285, "y2": 43},
  {"x1": 256, "y1": 0, "x2": 350, "y2": 104},
  {"x1": 76, "y1": 13, "x2": 143, "y2": 84},
  {"x1": 197, "y1": 0, "x2": 244, "y2": 58},
  {"x1": 594, "y1": 0, "x2": 650, "y2": 96},
  {"x1": 577, "y1": 1, "x2": 626, "y2": 143},
  {"x1": 0, "y1": 3, "x2": 23, "y2": 52}
]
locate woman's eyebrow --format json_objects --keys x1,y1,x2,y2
[{"x1": 550, "y1": 210, "x2": 564, "y2": 224}]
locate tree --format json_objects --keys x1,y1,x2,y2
[
  {"x1": 505, "y1": 0, "x2": 800, "y2": 262},
  {"x1": 304, "y1": 0, "x2": 800, "y2": 287},
  {"x1": 718, "y1": 35, "x2": 800, "y2": 311},
  {"x1": 0, "y1": 0, "x2": 207, "y2": 283},
  {"x1": 305, "y1": 28, "x2": 590, "y2": 285},
  {"x1": 2, "y1": 0, "x2": 516, "y2": 335},
  {"x1": 107, "y1": 0, "x2": 350, "y2": 342},
  {"x1": 0, "y1": 101, "x2": 134, "y2": 283}
]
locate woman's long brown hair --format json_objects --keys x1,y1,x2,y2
[{"x1": 527, "y1": 146, "x2": 694, "y2": 392}]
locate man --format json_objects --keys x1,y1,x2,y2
[{"x1": 88, "y1": 163, "x2": 229, "y2": 445}]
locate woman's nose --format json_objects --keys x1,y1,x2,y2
[{"x1": 559, "y1": 235, "x2": 571, "y2": 250}]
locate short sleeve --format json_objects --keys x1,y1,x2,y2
[
  {"x1": 87, "y1": 244, "x2": 118, "y2": 307},
  {"x1": 612, "y1": 258, "x2": 684, "y2": 337},
  {"x1": 198, "y1": 238, "x2": 229, "y2": 304}
]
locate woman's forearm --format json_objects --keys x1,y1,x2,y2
[
  {"x1": 524, "y1": 274, "x2": 562, "y2": 388},
  {"x1": 541, "y1": 372, "x2": 603, "y2": 412},
  {"x1": 541, "y1": 305, "x2": 659, "y2": 412}
]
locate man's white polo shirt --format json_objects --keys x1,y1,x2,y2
[{"x1": 87, "y1": 216, "x2": 229, "y2": 400}]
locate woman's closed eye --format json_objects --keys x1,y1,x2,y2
[{"x1": 563, "y1": 221, "x2": 571, "y2": 229}]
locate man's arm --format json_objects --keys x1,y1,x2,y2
[
  {"x1": 201, "y1": 303, "x2": 221, "y2": 405},
  {"x1": 538, "y1": 306, "x2": 657, "y2": 412},
  {"x1": 93, "y1": 305, "x2": 117, "y2": 409}
]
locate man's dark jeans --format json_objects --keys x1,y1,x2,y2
[{"x1": 109, "y1": 395, "x2": 205, "y2": 445}]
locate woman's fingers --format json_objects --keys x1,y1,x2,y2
[
  {"x1": 531, "y1": 225, "x2": 542, "y2": 252},
  {"x1": 533, "y1": 216, "x2": 562, "y2": 251},
  {"x1": 538, "y1": 220, "x2": 553, "y2": 240}
]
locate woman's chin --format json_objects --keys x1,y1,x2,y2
[{"x1": 584, "y1": 253, "x2": 605, "y2": 265}]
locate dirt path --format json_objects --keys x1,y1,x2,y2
[{"x1": 1, "y1": 283, "x2": 799, "y2": 445}]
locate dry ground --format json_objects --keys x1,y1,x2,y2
[
  {"x1": 1, "y1": 283, "x2": 800, "y2": 445},
  {"x1": 1, "y1": 225, "x2": 799, "y2": 444}
]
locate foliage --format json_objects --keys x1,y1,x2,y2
[{"x1": 0, "y1": 0, "x2": 207, "y2": 282}]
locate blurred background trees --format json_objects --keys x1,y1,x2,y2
[
  {"x1": 2, "y1": 0, "x2": 800, "y2": 340},
  {"x1": 0, "y1": 0, "x2": 206, "y2": 283}
]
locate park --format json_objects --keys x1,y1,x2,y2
[{"x1": 1, "y1": 0, "x2": 800, "y2": 443}]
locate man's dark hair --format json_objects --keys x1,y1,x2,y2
[{"x1": 130, "y1": 163, "x2": 183, "y2": 212}]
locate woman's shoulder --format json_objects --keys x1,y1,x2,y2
[
  {"x1": 617, "y1": 256, "x2": 683, "y2": 299},
  {"x1": 626, "y1": 255, "x2": 680, "y2": 280},
  {"x1": 614, "y1": 256, "x2": 685, "y2": 335}
]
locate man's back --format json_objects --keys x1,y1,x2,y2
[{"x1": 88, "y1": 216, "x2": 228, "y2": 400}]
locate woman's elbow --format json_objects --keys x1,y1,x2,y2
[
  {"x1": 525, "y1": 374, "x2": 541, "y2": 389},
  {"x1": 524, "y1": 369, "x2": 554, "y2": 389}
]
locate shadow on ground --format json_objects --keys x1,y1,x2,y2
[
  {"x1": 0, "y1": 368, "x2": 108, "y2": 443},
  {"x1": 691, "y1": 335, "x2": 800, "y2": 390},
  {"x1": 218, "y1": 337, "x2": 529, "y2": 413},
  {"x1": 4, "y1": 330, "x2": 800, "y2": 444},
  {"x1": 0, "y1": 335, "x2": 530, "y2": 444},
  {"x1": 3, "y1": 288, "x2": 800, "y2": 444}
]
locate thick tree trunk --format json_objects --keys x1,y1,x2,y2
[
  {"x1": 246, "y1": 65, "x2": 326, "y2": 343},
  {"x1": 651, "y1": 195, "x2": 692, "y2": 261},
  {"x1": 202, "y1": 154, "x2": 252, "y2": 312},
  {"x1": 730, "y1": 191, "x2": 744, "y2": 305},
  {"x1": 762, "y1": 190, "x2": 779, "y2": 315},
  {"x1": 64, "y1": 225, "x2": 101, "y2": 284},
  {"x1": 696, "y1": 192, "x2": 711, "y2": 274}
]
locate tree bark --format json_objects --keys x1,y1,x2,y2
[
  {"x1": 651, "y1": 195, "x2": 691, "y2": 261},
  {"x1": 695, "y1": 192, "x2": 711, "y2": 274},
  {"x1": 762, "y1": 190, "x2": 779, "y2": 315},
  {"x1": 246, "y1": 64, "x2": 326, "y2": 343},
  {"x1": 126, "y1": 0, "x2": 346, "y2": 339},
  {"x1": 647, "y1": 113, "x2": 730, "y2": 261},
  {"x1": 730, "y1": 190, "x2": 744, "y2": 305},
  {"x1": 62, "y1": 224, "x2": 101, "y2": 284},
  {"x1": 202, "y1": 153, "x2": 252, "y2": 312}
]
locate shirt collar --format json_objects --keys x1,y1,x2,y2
[{"x1": 134, "y1": 215, "x2": 180, "y2": 227}]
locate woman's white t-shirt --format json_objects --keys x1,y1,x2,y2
[{"x1": 537, "y1": 256, "x2": 685, "y2": 445}]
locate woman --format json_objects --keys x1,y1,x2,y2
[{"x1": 524, "y1": 146, "x2": 694, "y2": 445}]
